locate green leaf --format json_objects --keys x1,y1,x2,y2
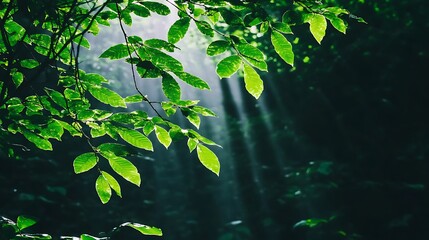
[
  {"x1": 271, "y1": 22, "x2": 293, "y2": 34},
  {"x1": 20, "y1": 59, "x2": 39, "y2": 69},
  {"x1": 17, "y1": 216, "x2": 37, "y2": 230},
  {"x1": 219, "y1": 9, "x2": 244, "y2": 26},
  {"x1": 243, "y1": 56, "x2": 268, "y2": 71},
  {"x1": 117, "y1": 128, "x2": 153, "y2": 151},
  {"x1": 95, "y1": 174, "x2": 111, "y2": 204},
  {"x1": 45, "y1": 88, "x2": 66, "y2": 109},
  {"x1": 196, "y1": 21, "x2": 214, "y2": 37},
  {"x1": 81, "y1": 73, "x2": 108, "y2": 85},
  {"x1": 308, "y1": 14, "x2": 327, "y2": 44},
  {"x1": 88, "y1": 86, "x2": 126, "y2": 108},
  {"x1": 271, "y1": 31, "x2": 294, "y2": 67},
  {"x1": 162, "y1": 73, "x2": 181, "y2": 102},
  {"x1": 105, "y1": 155, "x2": 141, "y2": 186},
  {"x1": 236, "y1": 43, "x2": 265, "y2": 61},
  {"x1": 140, "y1": 1, "x2": 170, "y2": 16},
  {"x1": 174, "y1": 72, "x2": 210, "y2": 90},
  {"x1": 22, "y1": 130, "x2": 53, "y2": 151},
  {"x1": 121, "y1": 222, "x2": 163, "y2": 236},
  {"x1": 146, "y1": 48, "x2": 183, "y2": 72},
  {"x1": 243, "y1": 63, "x2": 264, "y2": 99},
  {"x1": 98, "y1": 143, "x2": 130, "y2": 157},
  {"x1": 40, "y1": 120, "x2": 64, "y2": 140},
  {"x1": 197, "y1": 145, "x2": 220, "y2": 176},
  {"x1": 145, "y1": 38, "x2": 175, "y2": 52},
  {"x1": 154, "y1": 125, "x2": 172, "y2": 149},
  {"x1": 129, "y1": 3, "x2": 151, "y2": 18},
  {"x1": 125, "y1": 94, "x2": 144, "y2": 103},
  {"x1": 143, "y1": 121, "x2": 155, "y2": 135},
  {"x1": 192, "y1": 106, "x2": 216, "y2": 117},
  {"x1": 11, "y1": 70, "x2": 24, "y2": 88},
  {"x1": 80, "y1": 234, "x2": 104, "y2": 240},
  {"x1": 73, "y1": 152, "x2": 98, "y2": 174},
  {"x1": 207, "y1": 40, "x2": 230, "y2": 56},
  {"x1": 99, "y1": 44, "x2": 129, "y2": 59},
  {"x1": 168, "y1": 17, "x2": 190, "y2": 44},
  {"x1": 325, "y1": 14, "x2": 347, "y2": 34},
  {"x1": 216, "y1": 55, "x2": 242, "y2": 78},
  {"x1": 187, "y1": 138, "x2": 198, "y2": 152},
  {"x1": 57, "y1": 120, "x2": 82, "y2": 137},
  {"x1": 101, "y1": 171, "x2": 122, "y2": 198},
  {"x1": 186, "y1": 111, "x2": 200, "y2": 129}
]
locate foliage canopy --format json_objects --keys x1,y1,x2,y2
[{"x1": 0, "y1": 0, "x2": 361, "y2": 238}]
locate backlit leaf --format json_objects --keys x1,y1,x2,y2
[
  {"x1": 140, "y1": 1, "x2": 170, "y2": 16},
  {"x1": 216, "y1": 55, "x2": 242, "y2": 78},
  {"x1": 99, "y1": 44, "x2": 129, "y2": 59},
  {"x1": 162, "y1": 73, "x2": 181, "y2": 102},
  {"x1": 155, "y1": 125, "x2": 172, "y2": 149},
  {"x1": 197, "y1": 145, "x2": 220, "y2": 176},
  {"x1": 95, "y1": 174, "x2": 111, "y2": 204},
  {"x1": 187, "y1": 138, "x2": 198, "y2": 152},
  {"x1": 88, "y1": 86, "x2": 126, "y2": 108},
  {"x1": 168, "y1": 17, "x2": 190, "y2": 44},
  {"x1": 101, "y1": 171, "x2": 122, "y2": 198},
  {"x1": 121, "y1": 222, "x2": 163, "y2": 236},
  {"x1": 17, "y1": 216, "x2": 37, "y2": 230},
  {"x1": 105, "y1": 155, "x2": 141, "y2": 186},
  {"x1": 207, "y1": 40, "x2": 230, "y2": 56},
  {"x1": 308, "y1": 14, "x2": 327, "y2": 44},
  {"x1": 271, "y1": 31, "x2": 294, "y2": 66},
  {"x1": 22, "y1": 130, "x2": 52, "y2": 151},
  {"x1": 174, "y1": 72, "x2": 210, "y2": 90},
  {"x1": 236, "y1": 43, "x2": 265, "y2": 61},
  {"x1": 117, "y1": 128, "x2": 153, "y2": 151},
  {"x1": 73, "y1": 152, "x2": 98, "y2": 174},
  {"x1": 20, "y1": 59, "x2": 39, "y2": 69},
  {"x1": 243, "y1": 63, "x2": 264, "y2": 99},
  {"x1": 196, "y1": 21, "x2": 214, "y2": 37}
]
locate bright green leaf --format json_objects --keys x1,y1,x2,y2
[
  {"x1": 271, "y1": 22, "x2": 293, "y2": 34},
  {"x1": 22, "y1": 130, "x2": 53, "y2": 151},
  {"x1": 20, "y1": 59, "x2": 39, "y2": 69},
  {"x1": 73, "y1": 152, "x2": 98, "y2": 174},
  {"x1": 207, "y1": 40, "x2": 230, "y2": 56},
  {"x1": 125, "y1": 94, "x2": 144, "y2": 103},
  {"x1": 197, "y1": 145, "x2": 220, "y2": 176},
  {"x1": 196, "y1": 21, "x2": 214, "y2": 37},
  {"x1": 243, "y1": 63, "x2": 264, "y2": 99},
  {"x1": 168, "y1": 17, "x2": 190, "y2": 44},
  {"x1": 101, "y1": 171, "x2": 122, "y2": 198},
  {"x1": 105, "y1": 155, "x2": 141, "y2": 186},
  {"x1": 88, "y1": 86, "x2": 126, "y2": 108},
  {"x1": 17, "y1": 216, "x2": 37, "y2": 230},
  {"x1": 117, "y1": 128, "x2": 153, "y2": 151},
  {"x1": 11, "y1": 70, "x2": 24, "y2": 88},
  {"x1": 129, "y1": 3, "x2": 151, "y2": 18},
  {"x1": 216, "y1": 55, "x2": 242, "y2": 78},
  {"x1": 121, "y1": 222, "x2": 163, "y2": 236},
  {"x1": 271, "y1": 31, "x2": 294, "y2": 67},
  {"x1": 99, "y1": 44, "x2": 129, "y2": 59},
  {"x1": 236, "y1": 43, "x2": 265, "y2": 61},
  {"x1": 155, "y1": 125, "x2": 172, "y2": 149},
  {"x1": 95, "y1": 174, "x2": 111, "y2": 204},
  {"x1": 174, "y1": 72, "x2": 210, "y2": 90},
  {"x1": 187, "y1": 138, "x2": 198, "y2": 152},
  {"x1": 308, "y1": 14, "x2": 327, "y2": 44},
  {"x1": 162, "y1": 73, "x2": 181, "y2": 102},
  {"x1": 140, "y1": 1, "x2": 170, "y2": 16}
]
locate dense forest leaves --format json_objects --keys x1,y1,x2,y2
[{"x1": 1, "y1": 0, "x2": 429, "y2": 239}]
